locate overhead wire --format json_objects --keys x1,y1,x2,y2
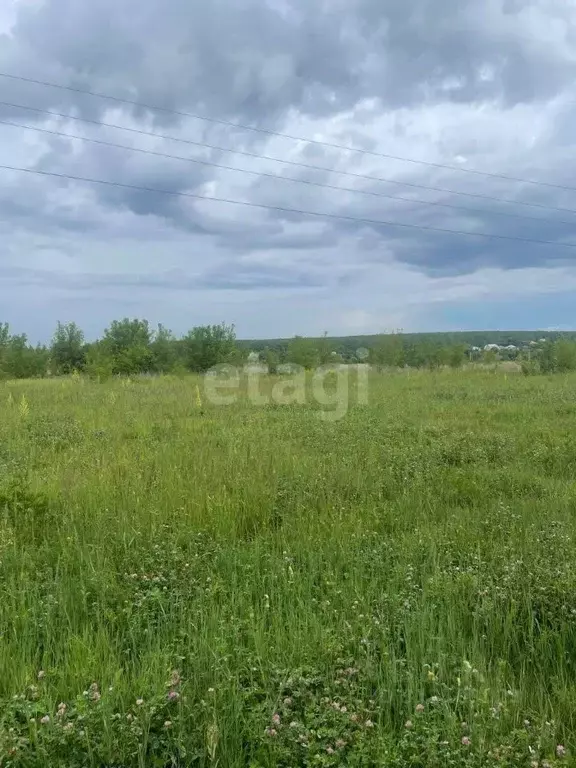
[
  {"x1": 0, "y1": 70, "x2": 573, "y2": 191},
  {"x1": 2, "y1": 116, "x2": 576, "y2": 228},
  {"x1": 1, "y1": 162, "x2": 576, "y2": 250},
  {"x1": 1, "y1": 100, "x2": 576, "y2": 218}
]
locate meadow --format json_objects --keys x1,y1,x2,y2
[{"x1": 1, "y1": 368, "x2": 576, "y2": 766}]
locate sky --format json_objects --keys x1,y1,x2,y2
[{"x1": 1, "y1": 0, "x2": 576, "y2": 341}]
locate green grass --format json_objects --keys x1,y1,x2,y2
[{"x1": 1, "y1": 369, "x2": 576, "y2": 766}]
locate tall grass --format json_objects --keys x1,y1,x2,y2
[{"x1": 0, "y1": 370, "x2": 575, "y2": 766}]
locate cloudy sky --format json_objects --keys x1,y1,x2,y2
[{"x1": 1, "y1": 0, "x2": 576, "y2": 341}]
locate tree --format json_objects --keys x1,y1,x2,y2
[
  {"x1": 0, "y1": 326, "x2": 49, "y2": 379},
  {"x1": 482, "y1": 348, "x2": 498, "y2": 365},
  {"x1": 3, "y1": 335, "x2": 49, "y2": 378},
  {"x1": 555, "y1": 339, "x2": 576, "y2": 372},
  {"x1": 0, "y1": 323, "x2": 10, "y2": 377},
  {"x1": 371, "y1": 333, "x2": 405, "y2": 368},
  {"x1": 84, "y1": 341, "x2": 114, "y2": 381},
  {"x1": 538, "y1": 341, "x2": 557, "y2": 374},
  {"x1": 317, "y1": 332, "x2": 334, "y2": 365},
  {"x1": 102, "y1": 318, "x2": 154, "y2": 375},
  {"x1": 400, "y1": 343, "x2": 414, "y2": 367},
  {"x1": 448, "y1": 344, "x2": 467, "y2": 369},
  {"x1": 182, "y1": 323, "x2": 237, "y2": 372},
  {"x1": 0, "y1": 323, "x2": 9, "y2": 348},
  {"x1": 30, "y1": 344, "x2": 51, "y2": 377},
  {"x1": 286, "y1": 336, "x2": 319, "y2": 369},
  {"x1": 51, "y1": 322, "x2": 85, "y2": 374},
  {"x1": 425, "y1": 343, "x2": 445, "y2": 370},
  {"x1": 151, "y1": 324, "x2": 177, "y2": 373},
  {"x1": 264, "y1": 346, "x2": 280, "y2": 374}
]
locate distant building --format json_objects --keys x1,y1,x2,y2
[
  {"x1": 245, "y1": 363, "x2": 268, "y2": 374},
  {"x1": 277, "y1": 363, "x2": 301, "y2": 375}
]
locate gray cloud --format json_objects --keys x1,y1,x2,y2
[
  {"x1": 0, "y1": 261, "x2": 329, "y2": 292},
  {"x1": 3, "y1": 0, "x2": 576, "y2": 122},
  {"x1": 1, "y1": 0, "x2": 576, "y2": 339},
  {"x1": 196, "y1": 262, "x2": 325, "y2": 290}
]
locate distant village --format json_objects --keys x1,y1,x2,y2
[
  {"x1": 468, "y1": 338, "x2": 549, "y2": 359},
  {"x1": 241, "y1": 336, "x2": 557, "y2": 372}
]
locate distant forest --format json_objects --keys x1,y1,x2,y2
[{"x1": 239, "y1": 330, "x2": 576, "y2": 357}]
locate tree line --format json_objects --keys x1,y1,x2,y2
[
  {"x1": 0, "y1": 320, "x2": 240, "y2": 380},
  {"x1": 1, "y1": 320, "x2": 576, "y2": 379},
  {"x1": 240, "y1": 330, "x2": 575, "y2": 358}
]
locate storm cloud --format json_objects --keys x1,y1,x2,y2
[{"x1": 1, "y1": 0, "x2": 576, "y2": 339}]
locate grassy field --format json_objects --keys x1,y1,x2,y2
[{"x1": 1, "y1": 369, "x2": 576, "y2": 766}]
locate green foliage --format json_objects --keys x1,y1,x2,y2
[
  {"x1": 103, "y1": 318, "x2": 152, "y2": 353},
  {"x1": 0, "y1": 322, "x2": 10, "y2": 374},
  {"x1": 25, "y1": 415, "x2": 84, "y2": 452},
  {"x1": 50, "y1": 322, "x2": 85, "y2": 374},
  {"x1": 150, "y1": 323, "x2": 177, "y2": 373},
  {"x1": 0, "y1": 329, "x2": 49, "y2": 379},
  {"x1": 482, "y1": 348, "x2": 499, "y2": 365},
  {"x1": 539, "y1": 341, "x2": 558, "y2": 374},
  {"x1": 521, "y1": 359, "x2": 540, "y2": 376},
  {"x1": 448, "y1": 343, "x2": 467, "y2": 369},
  {"x1": 366, "y1": 336, "x2": 465, "y2": 370},
  {"x1": 4, "y1": 323, "x2": 576, "y2": 380},
  {"x1": 101, "y1": 318, "x2": 154, "y2": 375},
  {"x1": 555, "y1": 339, "x2": 576, "y2": 372},
  {"x1": 181, "y1": 322, "x2": 238, "y2": 372},
  {"x1": 286, "y1": 336, "x2": 320, "y2": 369},
  {"x1": 263, "y1": 347, "x2": 280, "y2": 374},
  {"x1": 84, "y1": 342, "x2": 114, "y2": 381},
  {"x1": 0, "y1": 675, "x2": 187, "y2": 767},
  {"x1": 370, "y1": 333, "x2": 405, "y2": 367},
  {"x1": 317, "y1": 332, "x2": 335, "y2": 365},
  {"x1": 533, "y1": 339, "x2": 576, "y2": 375},
  {"x1": 0, "y1": 472, "x2": 57, "y2": 545},
  {"x1": 242, "y1": 330, "x2": 575, "y2": 359}
]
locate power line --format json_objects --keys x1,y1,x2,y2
[
  {"x1": 2, "y1": 100, "x2": 576, "y2": 219},
  {"x1": 4, "y1": 117, "x2": 576, "y2": 229},
  {"x1": 1, "y1": 162, "x2": 576, "y2": 250},
  {"x1": 0, "y1": 69, "x2": 571, "y2": 191}
]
